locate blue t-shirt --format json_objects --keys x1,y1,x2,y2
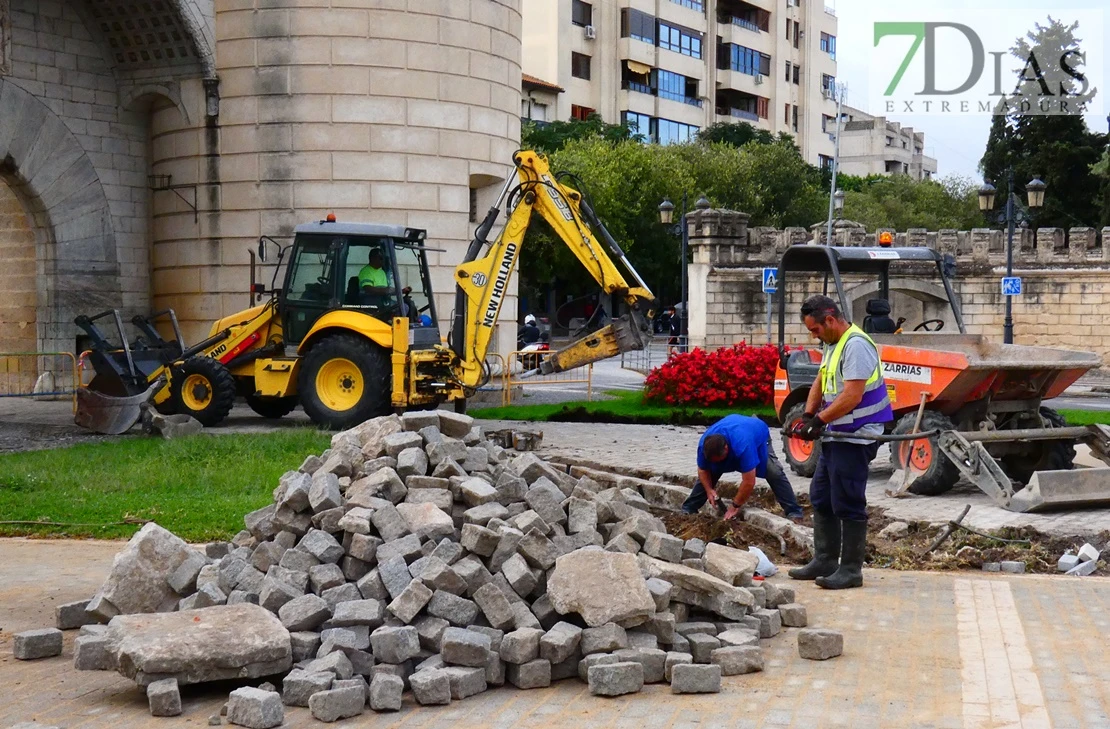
[{"x1": 696, "y1": 415, "x2": 769, "y2": 478}]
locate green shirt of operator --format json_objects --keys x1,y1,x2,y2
[{"x1": 358, "y1": 249, "x2": 392, "y2": 301}]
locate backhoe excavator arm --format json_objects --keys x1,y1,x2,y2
[{"x1": 451, "y1": 151, "x2": 655, "y2": 388}]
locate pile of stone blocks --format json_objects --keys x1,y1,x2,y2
[{"x1": 38, "y1": 412, "x2": 825, "y2": 721}]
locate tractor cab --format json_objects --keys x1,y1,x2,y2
[{"x1": 279, "y1": 220, "x2": 440, "y2": 347}]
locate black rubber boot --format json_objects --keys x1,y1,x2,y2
[
  {"x1": 788, "y1": 511, "x2": 840, "y2": 580},
  {"x1": 816, "y1": 519, "x2": 867, "y2": 589}
]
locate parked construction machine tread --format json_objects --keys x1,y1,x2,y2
[
  {"x1": 297, "y1": 334, "x2": 393, "y2": 430},
  {"x1": 891, "y1": 410, "x2": 961, "y2": 496},
  {"x1": 171, "y1": 356, "x2": 236, "y2": 427}
]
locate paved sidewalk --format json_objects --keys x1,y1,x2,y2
[
  {"x1": 3, "y1": 539, "x2": 1110, "y2": 728},
  {"x1": 485, "y1": 420, "x2": 1110, "y2": 539}
]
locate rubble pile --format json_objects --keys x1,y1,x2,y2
[{"x1": 21, "y1": 412, "x2": 832, "y2": 724}]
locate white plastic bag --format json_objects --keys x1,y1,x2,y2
[{"x1": 748, "y1": 546, "x2": 777, "y2": 577}]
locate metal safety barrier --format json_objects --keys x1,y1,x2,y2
[
  {"x1": 0, "y1": 351, "x2": 80, "y2": 413},
  {"x1": 503, "y1": 351, "x2": 593, "y2": 406},
  {"x1": 620, "y1": 335, "x2": 688, "y2": 375}
]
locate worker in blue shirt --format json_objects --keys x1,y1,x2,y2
[{"x1": 682, "y1": 414, "x2": 805, "y2": 523}]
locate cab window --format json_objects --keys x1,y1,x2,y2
[
  {"x1": 395, "y1": 244, "x2": 435, "y2": 325},
  {"x1": 285, "y1": 237, "x2": 336, "y2": 303},
  {"x1": 342, "y1": 238, "x2": 395, "y2": 310}
]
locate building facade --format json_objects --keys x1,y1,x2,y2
[
  {"x1": 0, "y1": 0, "x2": 523, "y2": 360},
  {"x1": 836, "y1": 105, "x2": 939, "y2": 180},
  {"x1": 522, "y1": 0, "x2": 839, "y2": 164}
]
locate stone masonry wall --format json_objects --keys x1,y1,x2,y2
[
  {"x1": 0, "y1": 178, "x2": 36, "y2": 354},
  {"x1": 687, "y1": 209, "x2": 1110, "y2": 365}
]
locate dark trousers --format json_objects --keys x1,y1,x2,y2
[
  {"x1": 682, "y1": 443, "x2": 804, "y2": 519},
  {"x1": 810, "y1": 440, "x2": 880, "y2": 522}
]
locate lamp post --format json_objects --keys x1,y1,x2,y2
[
  {"x1": 978, "y1": 172, "x2": 1046, "y2": 344},
  {"x1": 659, "y1": 194, "x2": 710, "y2": 347}
]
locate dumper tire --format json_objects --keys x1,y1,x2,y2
[
  {"x1": 171, "y1": 356, "x2": 236, "y2": 427},
  {"x1": 299, "y1": 334, "x2": 391, "y2": 430},
  {"x1": 245, "y1": 394, "x2": 299, "y2": 419},
  {"x1": 892, "y1": 410, "x2": 961, "y2": 496},
  {"x1": 1002, "y1": 407, "x2": 1076, "y2": 486},
  {"x1": 782, "y1": 403, "x2": 822, "y2": 477}
]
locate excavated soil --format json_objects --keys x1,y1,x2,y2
[{"x1": 660, "y1": 488, "x2": 1109, "y2": 576}]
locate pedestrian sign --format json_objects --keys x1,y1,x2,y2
[
  {"x1": 762, "y1": 268, "x2": 778, "y2": 294},
  {"x1": 1001, "y1": 277, "x2": 1022, "y2": 296}
]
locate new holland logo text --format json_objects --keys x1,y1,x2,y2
[{"x1": 481, "y1": 243, "x2": 517, "y2": 328}]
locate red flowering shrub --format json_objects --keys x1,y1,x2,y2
[{"x1": 644, "y1": 342, "x2": 781, "y2": 408}]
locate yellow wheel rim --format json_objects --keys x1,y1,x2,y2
[
  {"x1": 316, "y1": 358, "x2": 364, "y2": 411},
  {"x1": 181, "y1": 373, "x2": 213, "y2": 411}
]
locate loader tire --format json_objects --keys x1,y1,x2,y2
[
  {"x1": 171, "y1": 356, "x2": 236, "y2": 427},
  {"x1": 782, "y1": 403, "x2": 822, "y2": 477},
  {"x1": 299, "y1": 334, "x2": 391, "y2": 430},
  {"x1": 1001, "y1": 407, "x2": 1076, "y2": 486},
  {"x1": 245, "y1": 394, "x2": 299, "y2": 419},
  {"x1": 892, "y1": 410, "x2": 961, "y2": 496}
]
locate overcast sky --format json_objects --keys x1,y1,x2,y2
[{"x1": 833, "y1": 0, "x2": 1108, "y2": 181}]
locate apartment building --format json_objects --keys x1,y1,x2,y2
[
  {"x1": 522, "y1": 0, "x2": 840, "y2": 164},
  {"x1": 836, "y1": 106, "x2": 940, "y2": 180}
]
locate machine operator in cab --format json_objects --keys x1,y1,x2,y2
[
  {"x1": 358, "y1": 248, "x2": 393, "y2": 307},
  {"x1": 788, "y1": 295, "x2": 893, "y2": 590}
]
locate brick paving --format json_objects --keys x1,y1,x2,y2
[
  {"x1": 488, "y1": 420, "x2": 1110, "y2": 539},
  {"x1": 5, "y1": 539, "x2": 1110, "y2": 728}
]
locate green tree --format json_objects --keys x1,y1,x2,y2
[
  {"x1": 979, "y1": 17, "x2": 1108, "y2": 228},
  {"x1": 521, "y1": 114, "x2": 642, "y2": 155},
  {"x1": 696, "y1": 121, "x2": 774, "y2": 147},
  {"x1": 842, "y1": 175, "x2": 983, "y2": 231}
]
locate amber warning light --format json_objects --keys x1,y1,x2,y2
[
  {"x1": 878, "y1": 231, "x2": 894, "y2": 247},
  {"x1": 325, "y1": 213, "x2": 337, "y2": 223}
]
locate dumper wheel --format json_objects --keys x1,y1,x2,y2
[
  {"x1": 782, "y1": 403, "x2": 822, "y2": 477},
  {"x1": 299, "y1": 334, "x2": 391, "y2": 430},
  {"x1": 245, "y1": 394, "x2": 299, "y2": 419},
  {"x1": 893, "y1": 410, "x2": 961, "y2": 496},
  {"x1": 171, "y1": 357, "x2": 236, "y2": 427},
  {"x1": 1002, "y1": 407, "x2": 1076, "y2": 486}
]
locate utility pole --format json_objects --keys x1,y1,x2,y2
[{"x1": 825, "y1": 83, "x2": 846, "y2": 245}]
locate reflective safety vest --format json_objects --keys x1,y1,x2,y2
[{"x1": 819, "y1": 324, "x2": 894, "y2": 433}]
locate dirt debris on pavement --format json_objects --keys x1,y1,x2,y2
[{"x1": 11, "y1": 411, "x2": 831, "y2": 724}]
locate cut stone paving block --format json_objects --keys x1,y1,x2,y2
[
  {"x1": 409, "y1": 669, "x2": 452, "y2": 705},
  {"x1": 303, "y1": 651, "x2": 354, "y2": 680},
  {"x1": 778, "y1": 603, "x2": 807, "y2": 628},
  {"x1": 148, "y1": 677, "x2": 182, "y2": 717},
  {"x1": 88, "y1": 522, "x2": 196, "y2": 620},
  {"x1": 259, "y1": 576, "x2": 302, "y2": 613},
  {"x1": 1058, "y1": 553, "x2": 1081, "y2": 572},
  {"x1": 753, "y1": 608, "x2": 782, "y2": 638},
  {"x1": 379, "y1": 556, "x2": 414, "y2": 600},
  {"x1": 377, "y1": 533, "x2": 424, "y2": 566},
  {"x1": 519, "y1": 527, "x2": 559, "y2": 570},
  {"x1": 474, "y1": 582, "x2": 517, "y2": 631},
  {"x1": 437, "y1": 411, "x2": 475, "y2": 438},
  {"x1": 512, "y1": 602, "x2": 543, "y2": 631},
  {"x1": 525, "y1": 482, "x2": 567, "y2": 525},
  {"x1": 397, "y1": 447, "x2": 430, "y2": 480},
  {"x1": 463, "y1": 501, "x2": 509, "y2": 526},
  {"x1": 501, "y1": 553, "x2": 538, "y2": 598},
  {"x1": 454, "y1": 556, "x2": 495, "y2": 597},
  {"x1": 308, "y1": 563, "x2": 346, "y2": 595},
  {"x1": 645, "y1": 578, "x2": 673, "y2": 613},
  {"x1": 798, "y1": 629, "x2": 844, "y2": 660},
  {"x1": 427, "y1": 590, "x2": 480, "y2": 626},
  {"x1": 488, "y1": 526, "x2": 525, "y2": 573},
  {"x1": 507, "y1": 658, "x2": 551, "y2": 689},
  {"x1": 1079, "y1": 543, "x2": 1101, "y2": 562},
  {"x1": 73, "y1": 633, "x2": 112, "y2": 671},
  {"x1": 441, "y1": 665, "x2": 488, "y2": 699},
  {"x1": 308, "y1": 685, "x2": 365, "y2": 723},
  {"x1": 717, "y1": 629, "x2": 760, "y2": 648},
  {"x1": 406, "y1": 488, "x2": 454, "y2": 511},
  {"x1": 646, "y1": 612, "x2": 676, "y2": 644},
  {"x1": 581, "y1": 623, "x2": 628, "y2": 655},
  {"x1": 670, "y1": 663, "x2": 722, "y2": 694},
  {"x1": 321, "y1": 583, "x2": 362, "y2": 611},
  {"x1": 332, "y1": 599, "x2": 385, "y2": 628},
  {"x1": 440, "y1": 627, "x2": 492, "y2": 667},
  {"x1": 578, "y1": 653, "x2": 620, "y2": 681},
  {"x1": 371, "y1": 503, "x2": 413, "y2": 542},
  {"x1": 396, "y1": 502, "x2": 455, "y2": 540},
  {"x1": 309, "y1": 472, "x2": 343, "y2": 514},
  {"x1": 643, "y1": 532, "x2": 684, "y2": 563},
  {"x1": 369, "y1": 673, "x2": 404, "y2": 711},
  {"x1": 711, "y1": 645, "x2": 764, "y2": 675},
  {"x1": 431, "y1": 538, "x2": 464, "y2": 565},
  {"x1": 13, "y1": 628, "x2": 63, "y2": 660},
  {"x1": 547, "y1": 550, "x2": 655, "y2": 627},
  {"x1": 460, "y1": 523, "x2": 500, "y2": 557},
  {"x1": 291, "y1": 632, "x2": 322, "y2": 663},
  {"x1": 703, "y1": 543, "x2": 760, "y2": 586},
  {"x1": 279, "y1": 594, "x2": 331, "y2": 632},
  {"x1": 500, "y1": 627, "x2": 543, "y2": 664},
  {"x1": 486, "y1": 652, "x2": 506, "y2": 686},
  {"x1": 461, "y1": 477, "x2": 499, "y2": 507},
  {"x1": 280, "y1": 548, "x2": 319, "y2": 573},
  {"x1": 588, "y1": 661, "x2": 644, "y2": 697},
  {"x1": 227, "y1": 686, "x2": 284, "y2": 729},
  {"x1": 664, "y1": 651, "x2": 693, "y2": 682},
  {"x1": 299, "y1": 530, "x2": 345, "y2": 564},
  {"x1": 371, "y1": 625, "x2": 421, "y2": 664},
  {"x1": 1000, "y1": 561, "x2": 1026, "y2": 574},
  {"x1": 617, "y1": 647, "x2": 666, "y2": 683},
  {"x1": 1066, "y1": 559, "x2": 1099, "y2": 577},
  {"x1": 495, "y1": 473, "x2": 529, "y2": 505},
  {"x1": 427, "y1": 439, "x2": 469, "y2": 468},
  {"x1": 55, "y1": 599, "x2": 95, "y2": 631},
  {"x1": 418, "y1": 425, "x2": 444, "y2": 446},
  {"x1": 626, "y1": 631, "x2": 659, "y2": 651},
  {"x1": 687, "y1": 633, "x2": 722, "y2": 664},
  {"x1": 606, "y1": 533, "x2": 641, "y2": 555},
  {"x1": 402, "y1": 410, "x2": 441, "y2": 432},
  {"x1": 282, "y1": 670, "x2": 334, "y2": 707},
  {"x1": 539, "y1": 621, "x2": 583, "y2": 665},
  {"x1": 384, "y1": 431, "x2": 424, "y2": 458}
]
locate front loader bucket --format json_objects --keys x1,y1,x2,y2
[
  {"x1": 1008, "y1": 469, "x2": 1110, "y2": 513},
  {"x1": 75, "y1": 379, "x2": 163, "y2": 435}
]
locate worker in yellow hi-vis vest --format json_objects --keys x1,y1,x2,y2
[{"x1": 788, "y1": 295, "x2": 894, "y2": 590}]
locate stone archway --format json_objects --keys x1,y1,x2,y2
[
  {"x1": 845, "y1": 277, "x2": 960, "y2": 333},
  {"x1": 0, "y1": 178, "x2": 36, "y2": 354},
  {"x1": 0, "y1": 78, "x2": 122, "y2": 353}
]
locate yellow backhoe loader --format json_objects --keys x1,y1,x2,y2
[{"x1": 75, "y1": 151, "x2": 656, "y2": 433}]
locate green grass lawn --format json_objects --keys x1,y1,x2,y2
[
  {"x1": 0, "y1": 429, "x2": 331, "y2": 541},
  {"x1": 1059, "y1": 409, "x2": 1110, "y2": 426},
  {"x1": 471, "y1": 389, "x2": 776, "y2": 425}
]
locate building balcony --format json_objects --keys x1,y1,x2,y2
[{"x1": 717, "y1": 68, "x2": 766, "y2": 97}]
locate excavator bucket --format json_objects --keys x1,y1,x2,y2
[
  {"x1": 75, "y1": 378, "x2": 164, "y2": 435},
  {"x1": 1009, "y1": 469, "x2": 1110, "y2": 513}
]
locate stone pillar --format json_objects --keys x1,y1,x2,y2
[
  {"x1": 1036, "y1": 228, "x2": 1062, "y2": 264},
  {"x1": 1069, "y1": 227, "x2": 1094, "y2": 262},
  {"x1": 687, "y1": 209, "x2": 751, "y2": 352},
  {"x1": 906, "y1": 229, "x2": 928, "y2": 247},
  {"x1": 1103, "y1": 228, "x2": 1110, "y2": 262},
  {"x1": 971, "y1": 229, "x2": 991, "y2": 264}
]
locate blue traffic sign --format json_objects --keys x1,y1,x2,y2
[
  {"x1": 762, "y1": 267, "x2": 778, "y2": 294},
  {"x1": 1001, "y1": 277, "x2": 1022, "y2": 296}
]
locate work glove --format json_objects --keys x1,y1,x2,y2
[
  {"x1": 787, "y1": 413, "x2": 814, "y2": 437},
  {"x1": 796, "y1": 414, "x2": 826, "y2": 441}
]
